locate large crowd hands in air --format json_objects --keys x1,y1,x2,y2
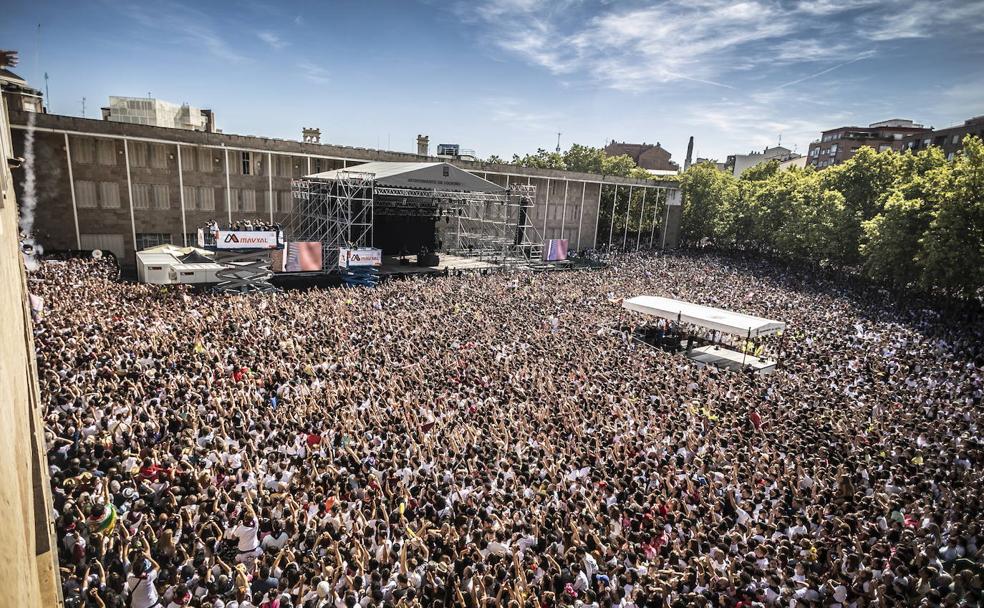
[{"x1": 32, "y1": 252, "x2": 983, "y2": 608}]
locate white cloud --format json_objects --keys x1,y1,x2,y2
[
  {"x1": 257, "y1": 31, "x2": 287, "y2": 49},
  {"x1": 298, "y1": 62, "x2": 329, "y2": 84},
  {"x1": 115, "y1": 1, "x2": 247, "y2": 64},
  {"x1": 860, "y1": 1, "x2": 984, "y2": 41},
  {"x1": 482, "y1": 97, "x2": 563, "y2": 133},
  {"x1": 462, "y1": 0, "x2": 984, "y2": 92}
]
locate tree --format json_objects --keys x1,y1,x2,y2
[
  {"x1": 679, "y1": 162, "x2": 737, "y2": 245},
  {"x1": 859, "y1": 146, "x2": 948, "y2": 288},
  {"x1": 485, "y1": 155, "x2": 504, "y2": 164},
  {"x1": 916, "y1": 136, "x2": 984, "y2": 297},
  {"x1": 861, "y1": 192, "x2": 934, "y2": 288},
  {"x1": 511, "y1": 149, "x2": 566, "y2": 170},
  {"x1": 819, "y1": 147, "x2": 903, "y2": 264}
]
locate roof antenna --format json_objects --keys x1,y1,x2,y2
[{"x1": 555, "y1": 132, "x2": 562, "y2": 153}]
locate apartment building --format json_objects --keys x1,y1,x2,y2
[
  {"x1": 902, "y1": 115, "x2": 984, "y2": 160},
  {"x1": 806, "y1": 119, "x2": 930, "y2": 168}
]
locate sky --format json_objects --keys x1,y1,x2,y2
[{"x1": 2, "y1": 0, "x2": 983, "y2": 163}]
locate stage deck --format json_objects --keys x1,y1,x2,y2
[
  {"x1": 686, "y1": 345, "x2": 777, "y2": 374},
  {"x1": 379, "y1": 254, "x2": 499, "y2": 276}
]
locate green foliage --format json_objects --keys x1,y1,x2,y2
[
  {"x1": 485, "y1": 155, "x2": 504, "y2": 164},
  {"x1": 511, "y1": 149, "x2": 566, "y2": 170},
  {"x1": 916, "y1": 136, "x2": 984, "y2": 297},
  {"x1": 510, "y1": 143, "x2": 645, "y2": 178},
  {"x1": 679, "y1": 137, "x2": 984, "y2": 297},
  {"x1": 678, "y1": 162, "x2": 737, "y2": 245}
]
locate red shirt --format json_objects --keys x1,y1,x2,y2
[{"x1": 749, "y1": 410, "x2": 763, "y2": 430}]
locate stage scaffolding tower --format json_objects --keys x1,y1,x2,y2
[
  {"x1": 288, "y1": 175, "x2": 544, "y2": 273},
  {"x1": 450, "y1": 183, "x2": 544, "y2": 268},
  {"x1": 289, "y1": 172, "x2": 374, "y2": 271}
]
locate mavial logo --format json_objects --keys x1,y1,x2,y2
[{"x1": 224, "y1": 234, "x2": 240, "y2": 243}]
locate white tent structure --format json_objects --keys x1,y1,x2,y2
[
  {"x1": 622, "y1": 295, "x2": 785, "y2": 337},
  {"x1": 622, "y1": 295, "x2": 786, "y2": 374}
]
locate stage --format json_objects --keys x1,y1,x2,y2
[
  {"x1": 379, "y1": 254, "x2": 499, "y2": 276},
  {"x1": 686, "y1": 344, "x2": 777, "y2": 374}
]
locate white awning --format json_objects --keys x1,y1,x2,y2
[
  {"x1": 623, "y1": 295, "x2": 786, "y2": 337},
  {"x1": 308, "y1": 161, "x2": 506, "y2": 193}
]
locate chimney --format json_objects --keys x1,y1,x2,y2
[
  {"x1": 416, "y1": 134, "x2": 429, "y2": 156},
  {"x1": 302, "y1": 128, "x2": 321, "y2": 144},
  {"x1": 202, "y1": 109, "x2": 216, "y2": 134},
  {"x1": 684, "y1": 136, "x2": 694, "y2": 171}
]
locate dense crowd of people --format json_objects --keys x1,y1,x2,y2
[{"x1": 32, "y1": 252, "x2": 983, "y2": 608}]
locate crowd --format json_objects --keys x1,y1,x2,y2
[{"x1": 32, "y1": 251, "x2": 983, "y2": 608}]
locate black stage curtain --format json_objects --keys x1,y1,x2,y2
[{"x1": 373, "y1": 215, "x2": 437, "y2": 254}]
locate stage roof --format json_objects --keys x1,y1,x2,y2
[
  {"x1": 623, "y1": 295, "x2": 786, "y2": 337},
  {"x1": 308, "y1": 161, "x2": 506, "y2": 193}
]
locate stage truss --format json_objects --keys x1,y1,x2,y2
[
  {"x1": 289, "y1": 172, "x2": 374, "y2": 271},
  {"x1": 288, "y1": 176, "x2": 544, "y2": 273}
]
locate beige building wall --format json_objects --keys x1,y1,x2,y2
[{"x1": 0, "y1": 97, "x2": 62, "y2": 605}]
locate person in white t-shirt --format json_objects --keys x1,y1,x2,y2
[
  {"x1": 126, "y1": 544, "x2": 161, "y2": 608},
  {"x1": 232, "y1": 505, "x2": 261, "y2": 568}
]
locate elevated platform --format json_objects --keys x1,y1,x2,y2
[
  {"x1": 686, "y1": 345, "x2": 776, "y2": 374},
  {"x1": 379, "y1": 254, "x2": 498, "y2": 276}
]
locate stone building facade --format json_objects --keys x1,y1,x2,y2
[
  {"x1": 8, "y1": 111, "x2": 680, "y2": 269},
  {"x1": 0, "y1": 80, "x2": 61, "y2": 608}
]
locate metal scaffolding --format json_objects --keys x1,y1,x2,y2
[
  {"x1": 448, "y1": 183, "x2": 544, "y2": 268},
  {"x1": 288, "y1": 172, "x2": 374, "y2": 271},
  {"x1": 288, "y1": 173, "x2": 544, "y2": 273}
]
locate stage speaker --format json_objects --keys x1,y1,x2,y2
[{"x1": 417, "y1": 253, "x2": 440, "y2": 267}]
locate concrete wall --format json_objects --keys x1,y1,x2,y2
[
  {"x1": 8, "y1": 111, "x2": 681, "y2": 268},
  {"x1": 0, "y1": 103, "x2": 62, "y2": 607}
]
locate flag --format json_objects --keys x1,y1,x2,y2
[{"x1": 88, "y1": 503, "x2": 118, "y2": 535}]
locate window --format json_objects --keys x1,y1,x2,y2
[
  {"x1": 132, "y1": 183, "x2": 152, "y2": 209},
  {"x1": 241, "y1": 151, "x2": 252, "y2": 175},
  {"x1": 80, "y1": 234, "x2": 125, "y2": 259},
  {"x1": 97, "y1": 140, "x2": 117, "y2": 165},
  {"x1": 100, "y1": 182, "x2": 120, "y2": 208},
  {"x1": 72, "y1": 137, "x2": 96, "y2": 163},
  {"x1": 183, "y1": 185, "x2": 197, "y2": 210},
  {"x1": 923, "y1": 138, "x2": 931, "y2": 146},
  {"x1": 198, "y1": 187, "x2": 215, "y2": 211},
  {"x1": 314, "y1": 158, "x2": 323, "y2": 173},
  {"x1": 136, "y1": 233, "x2": 172, "y2": 250},
  {"x1": 150, "y1": 144, "x2": 168, "y2": 169},
  {"x1": 197, "y1": 148, "x2": 213, "y2": 173},
  {"x1": 75, "y1": 180, "x2": 98, "y2": 208},
  {"x1": 129, "y1": 142, "x2": 148, "y2": 167},
  {"x1": 893, "y1": 133, "x2": 903, "y2": 140},
  {"x1": 829, "y1": 144, "x2": 838, "y2": 155},
  {"x1": 183, "y1": 233, "x2": 198, "y2": 247},
  {"x1": 879, "y1": 144, "x2": 891, "y2": 152},
  {"x1": 278, "y1": 191, "x2": 293, "y2": 213},
  {"x1": 947, "y1": 152, "x2": 955, "y2": 160},
  {"x1": 952, "y1": 134, "x2": 961, "y2": 144},
  {"x1": 245, "y1": 190, "x2": 258, "y2": 212},
  {"x1": 153, "y1": 184, "x2": 170, "y2": 209}
]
